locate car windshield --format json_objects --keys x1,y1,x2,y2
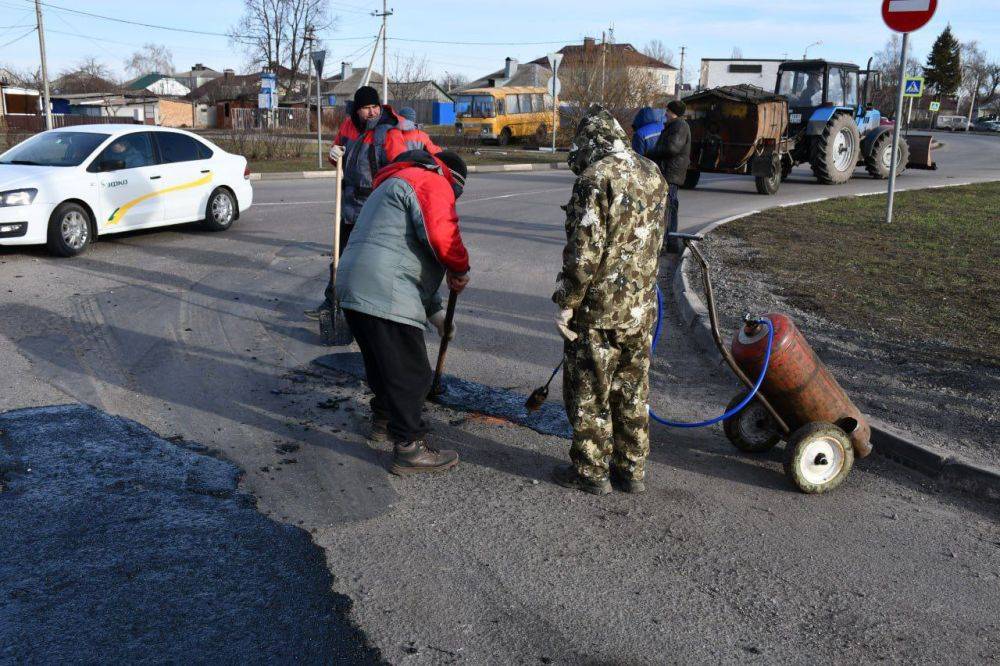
[
  {"x1": 0, "y1": 131, "x2": 109, "y2": 167},
  {"x1": 778, "y1": 68, "x2": 825, "y2": 108},
  {"x1": 456, "y1": 95, "x2": 495, "y2": 118}
]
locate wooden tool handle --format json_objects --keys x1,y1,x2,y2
[
  {"x1": 431, "y1": 290, "x2": 459, "y2": 393},
  {"x1": 332, "y1": 153, "x2": 343, "y2": 272}
]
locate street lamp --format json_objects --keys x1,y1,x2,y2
[{"x1": 803, "y1": 41, "x2": 823, "y2": 60}]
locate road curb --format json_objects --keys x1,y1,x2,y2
[
  {"x1": 249, "y1": 162, "x2": 569, "y2": 181},
  {"x1": 670, "y1": 207, "x2": 1000, "y2": 503}
]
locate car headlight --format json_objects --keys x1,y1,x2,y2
[{"x1": 0, "y1": 189, "x2": 37, "y2": 207}]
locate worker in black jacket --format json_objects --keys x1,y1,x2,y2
[{"x1": 647, "y1": 100, "x2": 691, "y2": 254}]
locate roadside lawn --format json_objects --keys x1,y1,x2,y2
[{"x1": 714, "y1": 182, "x2": 999, "y2": 364}]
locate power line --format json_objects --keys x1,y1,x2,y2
[
  {"x1": 0, "y1": 25, "x2": 35, "y2": 49},
  {"x1": 389, "y1": 36, "x2": 576, "y2": 46}
]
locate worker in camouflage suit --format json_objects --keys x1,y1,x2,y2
[{"x1": 552, "y1": 105, "x2": 669, "y2": 496}]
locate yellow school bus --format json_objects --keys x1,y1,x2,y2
[{"x1": 454, "y1": 86, "x2": 557, "y2": 145}]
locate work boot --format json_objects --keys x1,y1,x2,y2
[
  {"x1": 390, "y1": 441, "x2": 459, "y2": 476},
  {"x1": 369, "y1": 414, "x2": 389, "y2": 442},
  {"x1": 610, "y1": 468, "x2": 646, "y2": 494},
  {"x1": 551, "y1": 464, "x2": 612, "y2": 496}
]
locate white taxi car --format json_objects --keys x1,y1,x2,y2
[{"x1": 0, "y1": 124, "x2": 253, "y2": 256}]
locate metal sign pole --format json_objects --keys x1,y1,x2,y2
[{"x1": 885, "y1": 31, "x2": 909, "y2": 225}]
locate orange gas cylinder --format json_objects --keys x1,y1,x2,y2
[{"x1": 731, "y1": 314, "x2": 871, "y2": 458}]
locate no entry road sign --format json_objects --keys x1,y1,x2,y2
[{"x1": 882, "y1": 0, "x2": 938, "y2": 33}]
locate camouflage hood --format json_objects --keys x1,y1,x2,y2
[{"x1": 567, "y1": 105, "x2": 630, "y2": 175}]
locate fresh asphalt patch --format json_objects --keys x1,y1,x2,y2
[{"x1": 0, "y1": 404, "x2": 383, "y2": 664}]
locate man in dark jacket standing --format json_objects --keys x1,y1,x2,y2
[
  {"x1": 308, "y1": 86, "x2": 407, "y2": 318},
  {"x1": 647, "y1": 100, "x2": 691, "y2": 254},
  {"x1": 337, "y1": 149, "x2": 471, "y2": 475}
]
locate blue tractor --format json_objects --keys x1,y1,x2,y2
[{"x1": 776, "y1": 59, "x2": 908, "y2": 184}]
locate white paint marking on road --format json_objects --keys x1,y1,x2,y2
[
  {"x1": 460, "y1": 187, "x2": 568, "y2": 205},
  {"x1": 253, "y1": 201, "x2": 335, "y2": 206}
]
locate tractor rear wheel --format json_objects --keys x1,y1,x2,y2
[
  {"x1": 809, "y1": 113, "x2": 861, "y2": 184},
  {"x1": 864, "y1": 132, "x2": 910, "y2": 179}
]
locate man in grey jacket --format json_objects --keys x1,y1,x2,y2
[
  {"x1": 337, "y1": 149, "x2": 471, "y2": 475},
  {"x1": 647, "y1": 100, "x2": 691, "y2": 254}
]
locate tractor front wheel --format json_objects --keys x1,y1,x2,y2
[
  {"x1": 865, "y1": 132, "x2": 910, "y2": 179},
  {"x1": 809, "y1": 114, "x2": 861, "y2": 184}
]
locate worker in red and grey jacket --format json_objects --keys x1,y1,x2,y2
[
  {"x1": 309, "y1": 86, "x2": 408, "y2": 318},
  {"x1": 398, "y1": 106, "x2": 443, "y2": 154},
  {"x1": 336, "y1": 149, "x2": 470, "y2": 475}
]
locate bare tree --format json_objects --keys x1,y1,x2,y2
[
  {"x1": 0, "y1": 64, "x2": 42, "y2": 89},
  {"x1": 642, "y1": 40, "x2": 674, "y2": 66},
  {"x1": 230, "y1": 0, "x2": 334, "y2": 95},
  {"x1": 53, "y1": 57, "x2": 119, "y2": 94},
  {"x1": 957, "y1": 41, "x2": 995, "y2": 116},
  {"x1": 731, "y1": 46, "x2": 743, "y2": 59},
  {"x1": 871, "y1": 34, "x2": 923, "y2": 116},
  {"x1": 438, "y1": 71, "x2": 469, "y2": 94},
  {"x1": 387, "y1": 53, "x2": 431, "y2": 102},
  {"x1": 124, "y1": 43, "x2": 175, "y2": 78}
]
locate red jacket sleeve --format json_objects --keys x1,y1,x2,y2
[
  {"x1": 416, "y1": 177, "x2": 470, "y2": 274},
  {"x1": 334, "y1": 117, "x2": 356, "y2": 146},
  {"x1": 384, "y1": 128, "x2": 407, "y2": 162},
  {"x1": 418, "y1": 130, "x2": 443, "y2": 155}
]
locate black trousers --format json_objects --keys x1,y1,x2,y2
[
  {"x1": 344, "y1": 309, "x2": 431, "y2": 443},
  {"x1": 664, "y1": 183, "x2": 680, "y2": 254},
  {"x1": 323, "y1": 221, "x2": 354, "y2": 305}
]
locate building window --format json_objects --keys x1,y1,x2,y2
[{"x1": 728, "y1": 64, "x2": 763, "y2": 74}]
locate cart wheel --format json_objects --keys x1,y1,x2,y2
[
  {"x1": 783, "y1": 422, "x2": 854, "y2": 494},
  {"x1": 723, "y1": 392, "x2": 781, "y2": 453}
]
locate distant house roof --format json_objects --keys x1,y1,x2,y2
[
  {"x1": 388, "y1": 80, "x2": 452, "y2": 102},
  {"x1": 529, "y1": 41, "x2": 677, "y2": 70},
  {"x1": 170, "y1": 65, "x2": 223, "y2": 79},
  {"x1": 51, "y1": 71, "x2": 121, "y2": 95},
  {"x1": 323, "y1": 67, "x2": 388, "y2": 98},
  {"x1": 187, "y1": 72, "x2": 259, "y2": 103},
  {"x1": 458, "y1": 62, "x2": 550, "y2": 92}
]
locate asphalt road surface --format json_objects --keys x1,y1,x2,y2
[{"x1": 1, "y1": 133, "x2": 998, "y2": 663}]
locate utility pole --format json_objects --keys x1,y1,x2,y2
[
  {"x1": 677, "y1": 46, "x2": 686, "y2": 96},
  {"x1": 372, "y1": 2, "x2": 393, "y2": 103},
  {"x1": 191, "y1": 65, "x2": 197, "y2": 128},
  {"x1": 34, "y1": 0, "x2": 52, "y2": 130},
  {"x1": 600, "y1": 30, "x2": 607, "y2": 104}
]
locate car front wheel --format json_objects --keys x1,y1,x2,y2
[
  {"x1": 203, "y1": 187, "x2": 236, "y2": 231},
  {"x1": 46, "y1": 202, "x2": 93, "y2": 257}
]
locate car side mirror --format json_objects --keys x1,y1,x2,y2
[{"x1": 100, "y1": 159, "x2": 126, "y2": 172}]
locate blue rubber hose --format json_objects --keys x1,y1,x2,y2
[{"x1": 649, "y1": 284, "x2": 774, "y2": 428}]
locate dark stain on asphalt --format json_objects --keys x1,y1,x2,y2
[
  {"x1": 315, "y1": 352, "x2": 572, "y2": 440},
  {"x1": 0, "y1": 404, "x2": 385, "y2": 664}
]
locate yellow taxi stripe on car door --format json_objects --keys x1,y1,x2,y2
[{"x1": 107, "y1": 172, "x2": 213, "y2": 225}]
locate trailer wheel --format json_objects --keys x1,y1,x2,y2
[
  {"x1": 496, "y1": 127, "x2": 512, "y2": 146},
  {"x1": 809, "y1": 113, "x2": 861, "y2": 184},
  {"x1": 754, "y1": 171, "x2": 781, "y2": 195},
  {"x1": 723, "y1": 393, "x2": 781, "y2": 453},
  {"x1": 680, "y1": 170, "x2": 700, "y2": 190},
  {"x1": 780, "y1": 155, "x2": 793, "y2": 181},
  {"x1": 783, "y1": 422, "x2": 854, "y2": 494},
  {"x1": 864, "y1": 132, "x2": 910, "y2": 179}
]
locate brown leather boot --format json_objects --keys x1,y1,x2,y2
[
  {"x1": 390, "y1": 441, "x2": 459, "y2": 476},
  {"x1": 369, "y1": 415, "x2": 389, "y2": 442}
]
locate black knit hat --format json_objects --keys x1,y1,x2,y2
[
  {"x1": 667, "y1": 100, "x2": 686, "y2": 116},
  {"x1": 436, "y1": 151, "x2": 467, "y2": 188},
  {"x1": 353, "y1": 85, "x2": 380, "y2": 109}
]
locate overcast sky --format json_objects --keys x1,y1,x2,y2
[{"x1": 1, "y1": 0, "x2": 997, "y2": 83}]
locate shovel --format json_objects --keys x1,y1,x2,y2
[
  {"x1": 318, "y1": 154, "x2": 354, "y2": 346},
  {"x1": 429, "y1": 289, "x2": 458, "y2": 398}
]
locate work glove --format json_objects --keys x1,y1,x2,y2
[
  {"x1": 556, "y1": 308, "x2": 578, "y2": 342},
  {"x1": 329, "y1": 144, "x2": 345, "y2": 164},
  {"x1": 446, "y1": 271, "x2": 469, "y2": 294},
  {"x1": 429, "y1": 310, "x2": 456, "y2": 341}
]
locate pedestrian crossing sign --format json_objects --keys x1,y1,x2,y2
[
  {"x1": 903, "y1": 76, "x2": 924, "y2": 97},
  {"x1": 929, "y1": 101, "x2": 941, "y2": 112}
]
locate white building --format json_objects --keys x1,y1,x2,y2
[{"x1": 698, "y1": 59, "x2": 785, "y2": 91}]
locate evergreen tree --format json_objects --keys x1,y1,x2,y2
[{"x1": 924, "y1": 25, "x2": 962, "y2": 97}]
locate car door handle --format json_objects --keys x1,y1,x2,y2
[
  {"x1": 149, "y1": 175, "x2": 162, "y2": 180},
  {"x1": 200, "y1": 169, "x2": 211, "y2": 174}
]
